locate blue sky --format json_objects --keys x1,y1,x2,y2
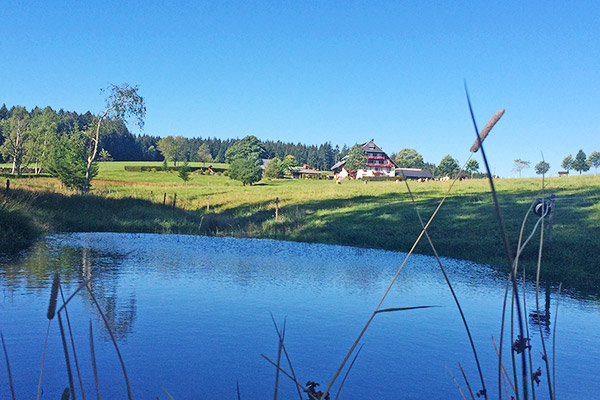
[{"x1": 1, "y1": 1, "x2": 598, "y2": 177}]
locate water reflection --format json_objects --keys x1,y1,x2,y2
[{"x1": 0, "y1": 233, "x2": 599, "y2": 399}]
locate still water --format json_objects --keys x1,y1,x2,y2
[{"x1": 0, "y1": 233, "x2": 598, "y2": 399}]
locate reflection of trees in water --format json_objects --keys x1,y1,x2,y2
[
  {"x1": 0, "y1": 241, "x2": 138, "y2": 341},
  {"x1": 80, "y1": 246, "x2": 137, "y2": 341},
  {"x1": 528, "y1": 282, "x2": 552, "y2": 337}
]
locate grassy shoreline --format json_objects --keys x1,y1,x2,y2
[{"x1": 2, "y1": 162, "x2": 599, "y2": 294}]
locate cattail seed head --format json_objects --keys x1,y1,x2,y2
[
  {"x1": 46, "y1": 272, "x2": 60, "y2": 320},
  {"x1": 470, "y1": 109, "x2": 505, "y2": 153}
]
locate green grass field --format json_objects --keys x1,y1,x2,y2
[{"x1": 2, "y1": 161, "x2": 599, "y2": 294}]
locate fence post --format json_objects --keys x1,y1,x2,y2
[
  {"x1": 275, "y1": 197, "x2": 279, "y2": 221},
  {"x1": 163, "y1": 193, "x2": 167, "y2": 205},
  {"x1": 548, "y1": 197, "x2": 555, "y2": 242},
  {"x1": 207, "y1": 195, "x2": 210, "y2": 211},
  {"x1": 5, "y1": 179, "x2": 9, "y2": 192},
  {"x1": 172, "y1": 193, "x2": 177, "y2": 208}
]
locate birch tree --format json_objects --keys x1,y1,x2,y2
[
  {"x1": 0, "y1": 106, "x2": 30, "y2": 175},
  {"x1": 83, "y1": 84, "x2": 145, "y2": 193}
]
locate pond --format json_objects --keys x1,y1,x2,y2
[{"x1": 0, "y1": 233, "x2": 598, "y2": 399}]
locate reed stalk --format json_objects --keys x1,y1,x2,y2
[
  {"x1": 261, "y1": 354, "x2": 319, "y2": 400},
  {"x1": 445, "y1": 366, "x2": 467, "y2": 400},
  {"x1": 1, "y1": 332, "x2": 16, "y2": 400},
  {"x1": 320, "y1": 153, "x2": 476, "y2": 399},
  {"x1": 397, "y1": 160, "x2": 489, "y2": 398},
  {"x1": 464, "y1": 84, "x2": 528, "y2": 399},
  {"x1": 60, "y1": 284, "x2": 86, "y2": 400},
  {"x1": 85, "y1": 284, "x2": 133, "y2": 400},
  {"x1": 534, "y1": 173, "x2": 554, "y2": 399},
  {"x1": 37, "y1": 271, "x2": 61, "y2": 400},
  {"x1": 334, "y1": 344, "x2": 363, "y2": 400},
  {"x1": 457, "y1": 361, "x2": 475, "y2": 400},
  {"x1": 58, "y1": 313, "x2": 76, "y2": 399},
  {"x1": 270, "y1": 314, "x2": 303, "y2": 400},
  {"x1": 552, "y1": 283, "x2": 562, "y2": 398},
  {"x1": 90, "y1": 320, "x2": 101, "y2": 400}
]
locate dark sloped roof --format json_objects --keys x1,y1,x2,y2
[
  {"x1": 361, "y1": 140, "x2": 385, "y2": 153},
  {"x1": 395, "y1": 168, "x2": 433, "y2": 179}
]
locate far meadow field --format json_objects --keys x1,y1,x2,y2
[{"x1": 2, "y1": 161, "x2": 599, "y2": 294}]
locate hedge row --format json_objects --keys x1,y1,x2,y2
[{"x1": 124, "y1": 166, "x2": 228, "y2": 173}]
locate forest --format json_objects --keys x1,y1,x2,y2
[{"x1": 0, "y1": 103, "x2": 348, "y2": 172}]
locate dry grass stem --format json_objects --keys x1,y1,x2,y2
[
  {"x1": 1, "y1": 332, "x2": 16, "y2": 400},
  {"x1": 445, "y1": 366, "x2": 467, "y2": 400},
  {"x1": 90, "y1": 320, "x2": 101, "y2": 400},
  {"x1": 458, "y1": 361, "x2": 475, "y2": 400},
  {"x1": 334, "y1": 344, "x2": 364, "y2": 400},
  {"x1": 552, "y1": 283, "x2": 562, "y2": 399}
]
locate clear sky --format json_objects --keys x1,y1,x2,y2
[{"x1": 1, "y1": 1, "x2": 598, "y2": 177}]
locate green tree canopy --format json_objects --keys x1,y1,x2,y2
[
  {"x1": 572, "y1": 149, "x2": 590, "y2": 174},
  {"x1": 437, "y1": 155, "x2": 460, "y2": 178},
  {"x1": 534, "y1": 161, "x2": 550, "y2": 175},
  {"x1": 46, "y1": 125, "x2": 97, "y2": 191},
  {"x1": 157, "y1": 136, "x2": 188, "y2": 166},
  {"x1": 395, "y1": 148, "x2": 425, "y2": 168},
  {"x1": 197, "y1": 143, "x2": 213, "y2": 165},
  {"x1": 561, "y1": 155, "x2": 574, "y2": 172},
  {"x1": 281, "y1": 154, "x2": 298, "y2": 173},
  {"x1": 464, "y1": 159, "x2": 479, "y2": 178},
  {"x1": 229, "y1": 155, "x2": 263, "y2": 186},
  {"x1": 345, "y1": 144, "x2": 367, "y2": 172},
  {"x1": 588, "y1": 151, "x2": 600, "y2": 174},
  {"x1": 264, "y1": 157, "x2": 284, "y2": 179},
  {"x1": 178, "y1": 159, "x2": 191, "y2": 182},
  {"x1": 225, "y1": 135, "x2": 267, "y2": 163},
  {"x1": 512, "y1": 159, "x2": 530, "y2": 178}
]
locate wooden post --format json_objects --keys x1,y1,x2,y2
[
  {"x1": 172, "y1": 193, "x2": 177, "y2": 208},
  {"x1": 5, "y1": 179, "x2": 9, "y2": 192},
  {"x1": 163, "y1": 193, "x2": 167, "y2": 205},
  {"x1": 547, "y1": 197, "x2": 555, "y2": 243},
  {"x1": 207, "y1": 195, "x2": 210, "y2": 211},
  {"x1": 275, "y1": 197, "x2": 279, "y2": 222}
]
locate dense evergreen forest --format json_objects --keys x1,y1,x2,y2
[{"x1": 0, "y1": 104, "x2": 348, "y2": 171}]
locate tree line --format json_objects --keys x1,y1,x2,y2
[{"x1": 512, "y1": 149, "x2": 600, "y2": 178}]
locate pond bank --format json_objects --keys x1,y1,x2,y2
[{"x1": 2, "y1": 184, "x2": 599, "y2": 295}]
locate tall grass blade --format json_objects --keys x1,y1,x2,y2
[
  {"x1": 397, "y1": 165, "x2": 489, "y2": 398},
  {"x1": 458, "y1": 361, "x2": 475, "y2": 400},
  {"x1": 1, "y1": 332, "x2": 16, "y2": 400},
  {"x1": 374, "y1": 305, "x2": 439, "y2": 314},
  {"x1": 58, "y1": 313, "x2": 77, "y2": 399},
  {"x1": 445, "y1": 365, "x2": 467, "y2": 400},
  {"x1": 60, "y1": 285, "x2": 86, "y2": 400},
  {"x1": 334, "y1": 344, "x2": 364, "y2": 400},
  {"x1": 261, "y1": 354, "x2": 318, "y2": 400},
  {"x1": 38, "y1": 271, "x2": 61, "y2": 400},
  {"x1": 161, "y1": 386, "x2": 175, "y2": 400},
  {"x1": 237, "y1": 381, "x2": 241, "y2": 400},
  {"x1": 492, "y1": 335, "x2": 516, "y2": 397},
  {"x1": 270, "y1": 313, "x2": 303, "y2": 400},
  {"x1": 273, "y1": 317, "x2": 286, "y2": 400},
  {"x1": 86, "y1": 284, "x2": 133, "y2": 400},
  {"x1": 552, "y1": 283, "x2": 562, "y2": 398},
  {"x1": 465, "y1": 83, "x2": 528, "y2": 399},
  {"x1": 321, "y1": 157, "x2": 474, "y2": 399},
  {"x1": 534, "y1": 170, "x2": 553, "y2": 399},
  {"x1": 90, "y1": 320, "x2": 101, "y2": 400}
]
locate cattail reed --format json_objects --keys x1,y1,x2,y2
[
  {"x1": 470, "y1": 109, "x2": 505, "y2": 153},
  {"x1": 47, "y1": 272, "x2": 60, "y2": 320}
]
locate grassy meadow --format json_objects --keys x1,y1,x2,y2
[{"x1": 2, "y1": 161, "x2": 600, "y2": 293}]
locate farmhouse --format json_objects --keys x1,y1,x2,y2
[{"x1": 332, "y1": 140, "x2": 431, "y2": 180}]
